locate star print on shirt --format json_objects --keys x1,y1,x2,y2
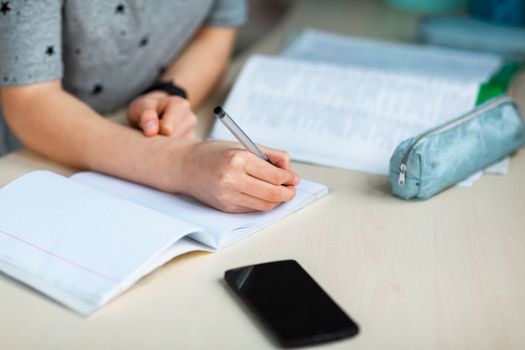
[
  {"x1": 0, "y1": 1, "x2": 11, "y2": 15},
  {"x1": 115, "y1": 3, "x2": 125, "y2": 14},
  {"x1": 45, "y1": 46, "x2": 55, "y2": 56},
  {"x1": 139, "y1": 36, "x2": 149, "y2": 47},
  {"x1": 91, "y1": 84, "x2": 104, "y2": 96}
]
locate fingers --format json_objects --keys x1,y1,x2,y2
[
  {"x1": 129, "y1": 93, "x2": 161, "y2": 136},
  {"x1": 128, "y1": 92, "x2": 160, "y2": 125},
  {"x1": 159, "y1": 97, "x2": 197, "y2": 138},
  {"x1": 222, "y1": 151, "x2": 297, "y2": 211},
  {"x1": 260, "y1": 146, "x2": 292, "y2": 170},
  {"x1": 178, "y1": 142, "x2": 300, "y2": 214},
  {"x1": 244, "y1": 154, "x2": 300, "y2": 186},
  {"x1": 232, "y1": 192, "x2": 281, "y2": 212},
  {"x1": 162, "y1": 114, "x2": 196, "y2": 140},
  {"x1": 139, "y1": 109, "x2": 160, "y2": 136},
  {"x1": 241, "y1": 175, "x2": 296, "y2": 203},
  {"x1": 216, "y1": 192, "x2": 281, "y2": 213},
  {"x1": 129, "y1": 94, "x2": 197, "y2": 139}
]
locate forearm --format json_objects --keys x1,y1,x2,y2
[
  {"x1": 161, "y1": 26, "x2": 237, "y2": 107},
  {"x1": 1, "y1": 82, "x2": 184, "y2": 191},
  {"x1": 1, "y1": 81, "x2": 300, "y2": 213}
]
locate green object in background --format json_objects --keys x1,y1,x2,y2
[
  {"x1": 389, "y1": 0, "x2": 466, "y2": 13},
  {"x1": 476, "y1": 62, "x2": 523, "y2": 105}
]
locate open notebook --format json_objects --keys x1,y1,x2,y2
[
  {"x1": 209, "y1": 29, "x2": 508, "y2": 175},
  {"x1": 0, "y1": 171, "x2": 328, "y2": 315}
]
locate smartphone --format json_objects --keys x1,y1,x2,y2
[{"x1": 224, "y1": 260, "x2": 359, "y2": 348}]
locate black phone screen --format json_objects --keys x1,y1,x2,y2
[{"x1": 224, "y1": 260, "x2": 359, "y2": 348}]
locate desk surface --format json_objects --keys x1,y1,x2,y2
[{"x1": 1, "y1": 1, "x2": 525, "y2": 349}]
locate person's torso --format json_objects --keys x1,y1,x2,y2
[{"x1": 61, "y1": 0, "x2": 214, "y2": 113}]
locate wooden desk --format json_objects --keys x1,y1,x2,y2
[{"x1": 1, "y1": 1, "x2": 524, "y2": 349}]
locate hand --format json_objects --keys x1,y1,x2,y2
[
  {"x1": 172, "y1": 141, "x2": 300, "y2": 213},
  {"x1": 128, "y1": 91, "x2": 197, "y2": 139}
]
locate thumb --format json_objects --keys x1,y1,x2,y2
[{"x1": 139, "y1": 109, "x2": 160, "y2": 136}]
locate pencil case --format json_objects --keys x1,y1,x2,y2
[{"x1": 389, "y1": 96, "x2": 525, "y2": 200}]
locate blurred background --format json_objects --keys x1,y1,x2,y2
[{"x1": 235, "y1": 0, "x2": 525, "y2": 60}]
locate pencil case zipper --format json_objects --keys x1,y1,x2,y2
[{"x1": 397, "y1": 95, "x2": 513, "y2": 186}]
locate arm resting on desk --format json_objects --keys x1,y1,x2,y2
[{"x1": 0, "y1": 81, "x2": 299, "y2": 213}]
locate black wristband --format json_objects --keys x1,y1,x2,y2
[{"x1": 142, "y1": 81, "x2": 188, "y2": 99}]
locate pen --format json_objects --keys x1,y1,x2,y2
[{"x1": 214, "y1": 106, "x2": 270, "y2": 163}]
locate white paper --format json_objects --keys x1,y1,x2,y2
[
  {"x1": 456, "y1": 171, "x2": 483, "y2": 187},
  {"x1": 455, "y1": 157, "x2": 509, "y2": 187},
  {"x1": 210, "y1": 55, "x2": 480, "y2": 175},
  {"x1": 71, "y1": 172, "x2": 329, "y2": 250},
  {"x1": 484, "y1": 157, "x2": 509, "y2": 175},
  {"x1": 280, "y1": 29, "x2": 509, "y2": 185},
  {"x1": 0, "y1": 171, "x2": 202, "y2": 314},
  {"x1": 0, "y1": 170, "x2": 327, "y2": 314},
  {"x1": 283, "y1": 29, "x2": 503, "y2": 83}
]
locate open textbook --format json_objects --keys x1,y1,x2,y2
[
  {"x1": 0, "y1": 171, "x2": 328, "y2": 315},
  {"x1": 209, "y1": 29, "x2": 510, "y2": 180}
]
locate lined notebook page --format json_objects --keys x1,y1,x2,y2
[
  {"x1": 0, "y1": 171, "x2": 202, "y2": 314},
  {"x1": 71, "y1": 172, "x2": 328, "y2": 249},
  {"x1": 209, "y1": 55, "x2": 480, "y2": 174}
]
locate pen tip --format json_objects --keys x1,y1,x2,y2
[{"x1": 214, "y1": 106, "x2": 225, "y2": 118}]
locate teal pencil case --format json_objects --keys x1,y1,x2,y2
[{"x1": 390, "y1": 96, "x2": 525, "y2": 200}]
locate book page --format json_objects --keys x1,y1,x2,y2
[
  {"x1": 71, "y1": 172, "x2": 329, "y2": 249},
  {"x1": 209, "y1": 55, "x2": 480, "y2": 174},
  {"x1": 282, "y1": 29, "x2": 502, "y2": 83},
  {"x1": 0, "y1": 171, "x2": 203, "y2": 314}
]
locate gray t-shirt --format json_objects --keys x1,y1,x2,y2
[{"x1": 0, "y1": 0, "x2": 247, "y2": 155}]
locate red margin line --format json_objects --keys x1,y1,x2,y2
[{"x1": 0, "y1": 228, "x2": 119, "y2": 283}]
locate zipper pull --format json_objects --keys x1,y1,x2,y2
[{"x1": 398, "y1": 163, "x2": 407, "y2": 186}]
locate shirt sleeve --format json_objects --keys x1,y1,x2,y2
[
  {"x1": 0, "y1": 0, "x2": 63, "y2": 86},
  {"x1": 205, "y1": 0, "x2": 248, "y2": 27}
]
